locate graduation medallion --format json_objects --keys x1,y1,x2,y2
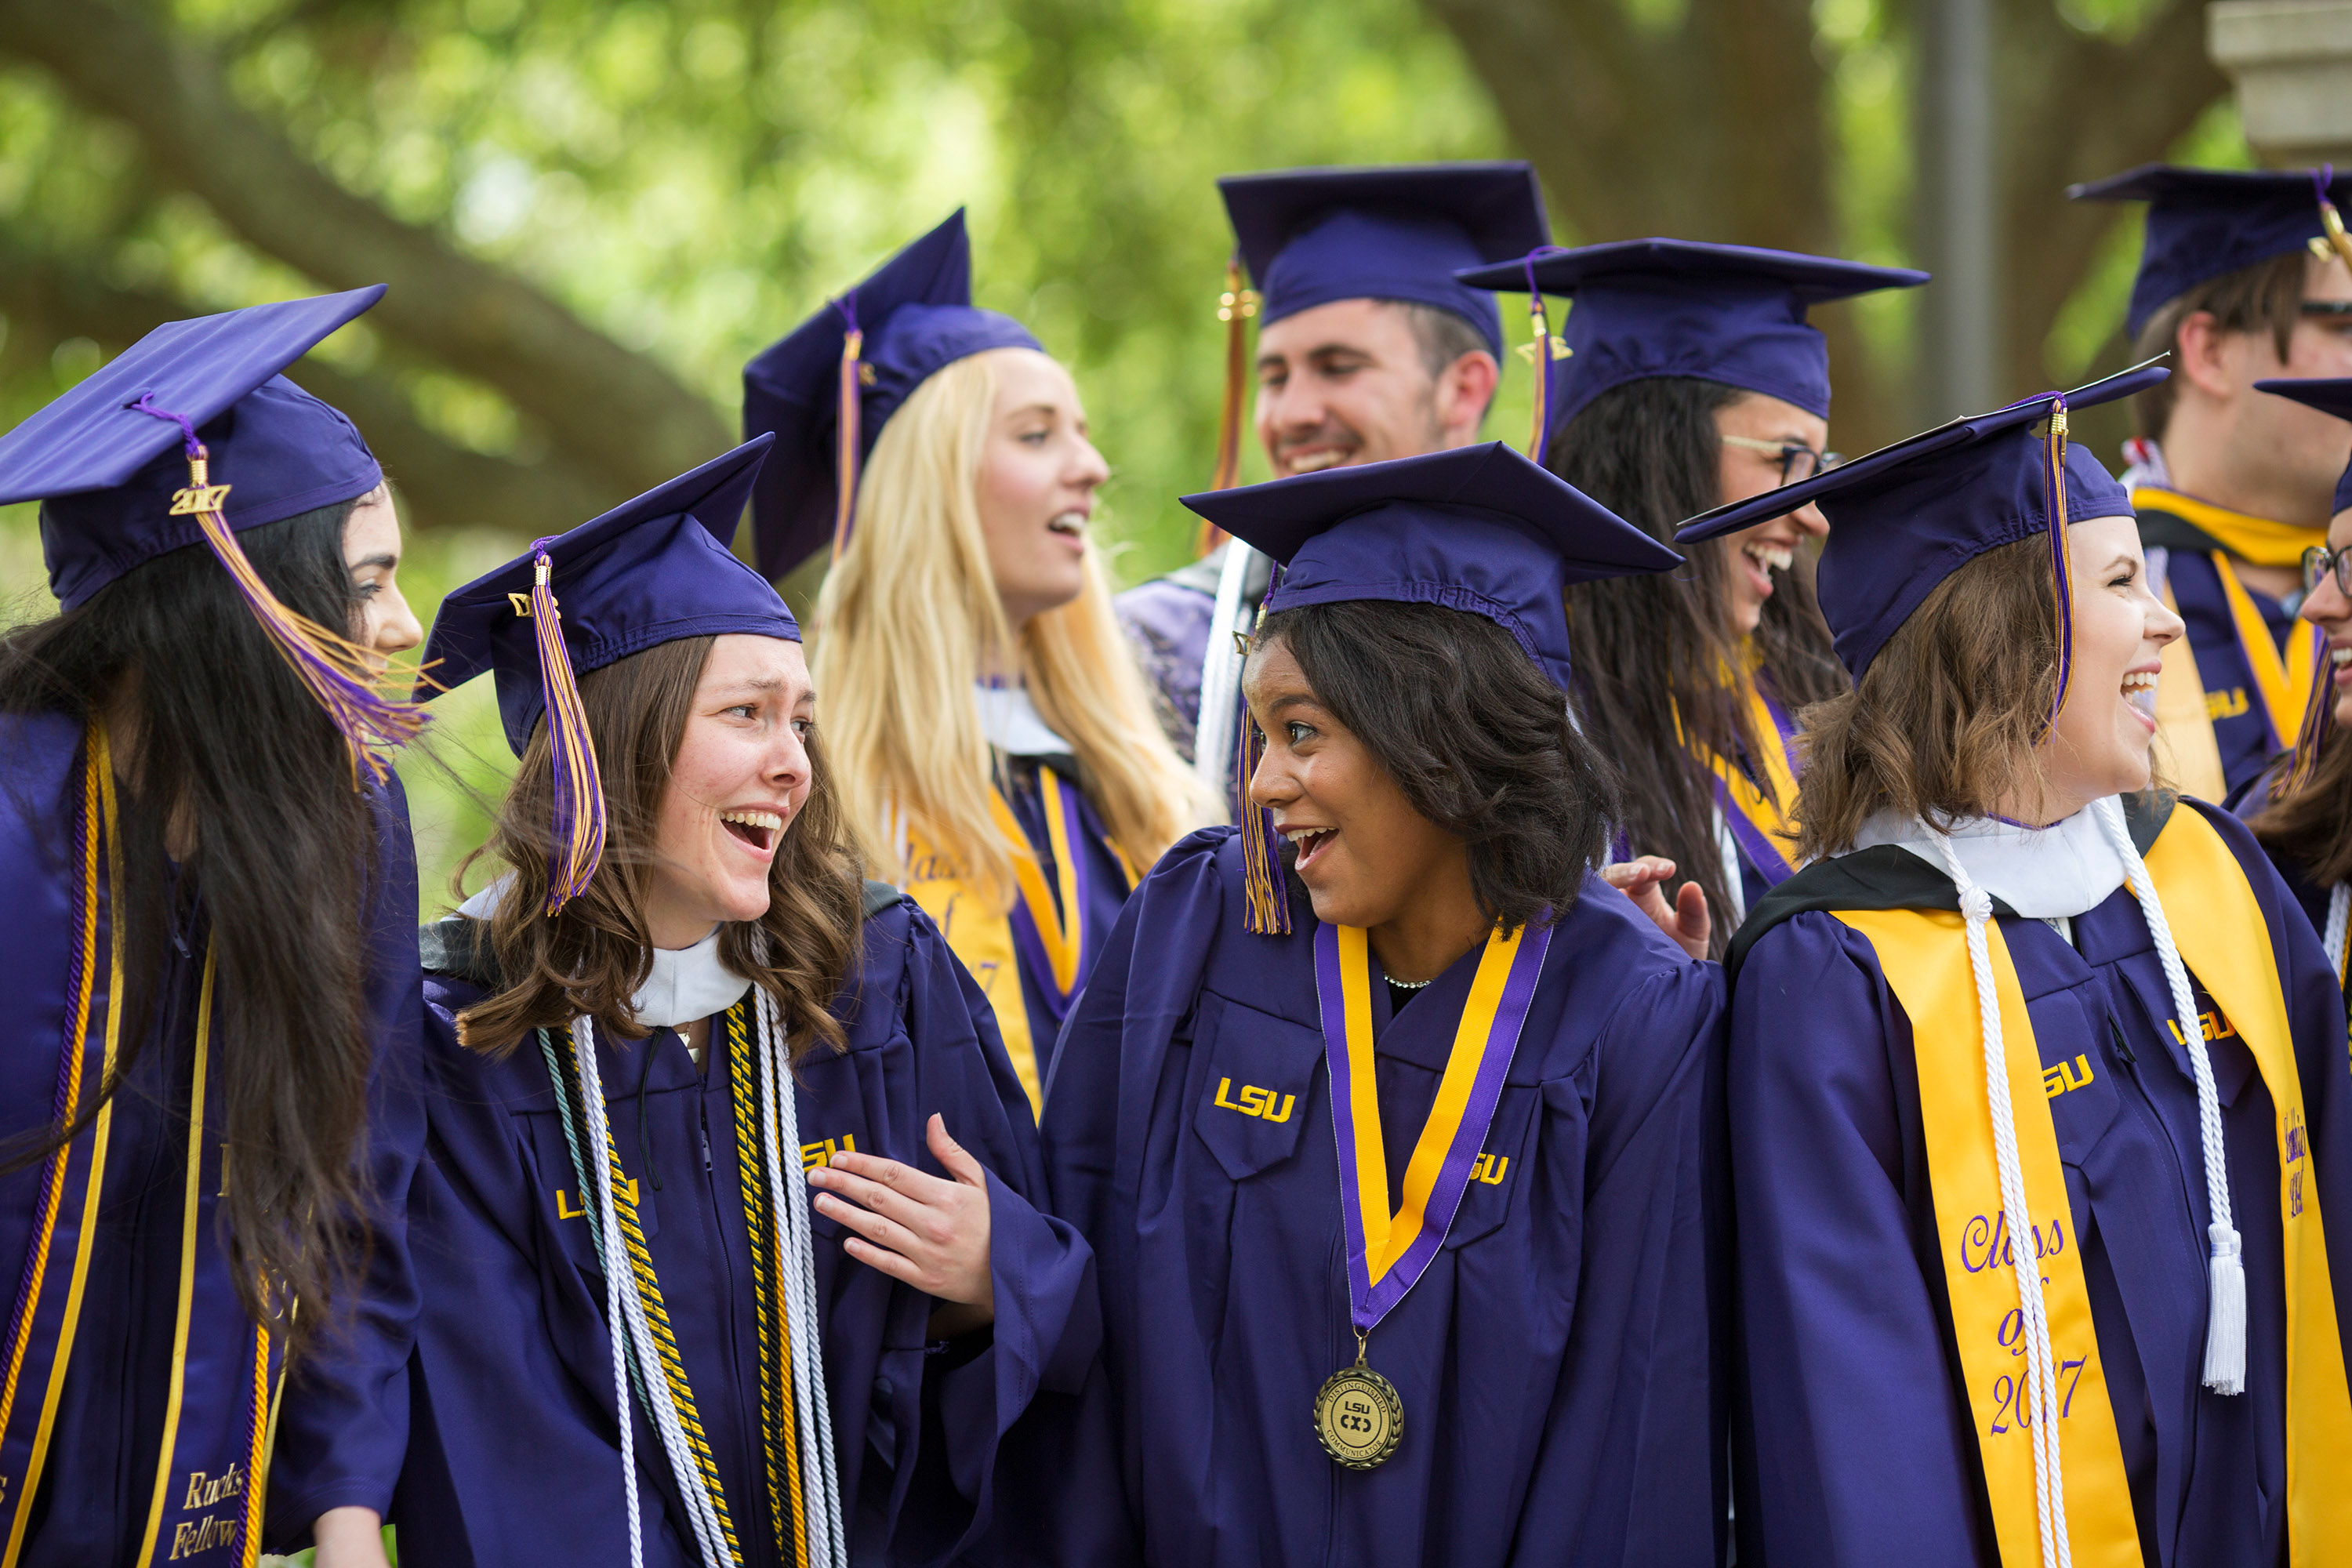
[
  {"x1": 1310, "y1": 920, "x2": 1552, "y2": 1471},
  {"x1": 1313, "y1": 1332, "x2": 1403, "y2": 1468}
]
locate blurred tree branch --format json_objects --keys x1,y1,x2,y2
[
  {"x1": 0, "y1": 234, "x2": 619, "y2": 539},
  {"x1": 1421, "y1": 0, "x2": 2228, "y2": 437},
  {"x1": 0, "y1": 0, "x2": 729, "y2": 506}
]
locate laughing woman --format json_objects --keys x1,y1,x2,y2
[
  {"x1": 392, "y1": 438, "x2": 1096, "y2": 1568},
  {"x1": 743, "y1": 212, "x2": 1210, "y2": 1109},
  {"x1": 1694, "y1": 366, "x2": 2352, "y2": 1566},
  {"x1": 1032, "y1": 444, "x2": 1730, "y2": 1566},
  {"x1": 0, "y1": 292, "x2": 429, "y2": 1568},
  {"x1": 1458, "y1": 241, "x2": 1926, "y2": 940}
]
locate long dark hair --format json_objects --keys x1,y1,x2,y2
[
  {"x1": 2251, "y1": 726, "x2": 2352, "y2": 886},
  {"x1": 455, "y1": 636, "x2": 865, "y2": 1063},
  {"x1": 1545, "y1": 376, "x2": 1848, "y2": 953},
  {"x1": 1255, "y1": 600, "x2": 1615, "y2": 931},
  {"x1": 0, "y1": 501, "x2": 378, "y2": 1362}
]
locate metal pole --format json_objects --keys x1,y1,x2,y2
[{"x1": 1917, "y1": 0, "x2": 2000, "y2": 419}]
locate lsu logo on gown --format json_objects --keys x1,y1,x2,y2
[{"x1": 1214, "y1": 1077, "x2": 1296, "y2": 1123}]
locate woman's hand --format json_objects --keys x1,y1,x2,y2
[
  {"x1": 309, "y1": 1507, "x2": 389, "y2": 1568},
  {"x1": 806, "y1": 1114, "x2": 995, "y2": 1336},
  {"x1": 1601, "y1": 856, "x2": 1711, "y2": 961}
]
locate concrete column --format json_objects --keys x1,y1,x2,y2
[
  {"x1": 1917, "y1": 0, "x2": 2001, "y2": 420},
  {"x1": 2210, "y1": 0, "x2": 2352, "y2": 166}
]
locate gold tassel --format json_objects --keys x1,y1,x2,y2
[
  {"x1": 1200, "y1": 258, "x2": 1258, "y2": 557},
  {"x1": 831, "y1": 327, "x2": 865, "y2": 565}
]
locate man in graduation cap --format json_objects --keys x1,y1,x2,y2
[
  {"x1": 1682, "y1": 363, "x2": 2352, "y2": 1566},
  {"x1": 2070, "y1": 165, "x2": 2352, "y2": 801},
  {"x1": 1112, "y1": 163, "x2": 1549, "y2": 776},
  {"x1": 1032, "y1": 440, "x2": 1730, "y2": 1566}
]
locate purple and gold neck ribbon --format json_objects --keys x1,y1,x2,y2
[
  {"x1": 1315, "y1": 920, "x2": 1551, "y2": 1329},
  {"x1": 992, "y1": 767, "x2": 1094, "y2": 1026},
  {"x1": 1708, "y1": 675, "x2": 1802, "y2": 887}
]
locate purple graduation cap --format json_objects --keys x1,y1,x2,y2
[
  {"x1": 1454, "y1": 239, "x2": 1928, "y2": 452},
  {"x1": 2252, "y1": 375, "x2": 2352, "y2": 788},
  {"x1": 2068, "y1": 164, "x2": 2352, "y2": 339},
  {"x1": 0, "y1": 285, "x2": 421, "y2": 780},
  {"x1": 1218, "y1": 163, "x2": 1551, "y2": 358},
  {"x1": 1675, "y1": 362, "x2": 2165, "y2": 705},
  {"x1": 421, "y1": 434, "x2": 791, "y2": 912},
  {"x1": 741, "y1": 209, "x2": 1040, "y2": 579},
  {"x1": 1181, "y1": 440, "x2": 1678, "y2": 934}
]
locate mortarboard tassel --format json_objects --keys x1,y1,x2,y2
[
  {"x1": 129, "y1": 396, "x2": 426, "y2": 788},
  {"x1": 1199, "y1": 256, "x2": 1260, "y2": 557},
  {"x1": 2042, "y1": 397, "x2": 2075, "y2": 731},
  {"x1": 524, "y1": 543, "x2": 607, "y2": 915},
  {"x1": 1237, "y1": 565, "x2": 1292, "y2": 937},
  {"x1": 2314, "y1": 166, "x2": 2352, "y2": 274},
  {"x1": 1517, "y1": 250, "x2": 1569, "y2": 468},
  {"x1": 831, "y1": 298, "x2": 865, "y2": 565}
]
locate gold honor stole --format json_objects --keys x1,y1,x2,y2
[
  {"x1": 1316, "y1": 921, "x2": 1551, "y2": 1328},
  {"x1": 1835, "y1": 806, "x2": 2352, "y2": 1566},
  {"x1": 0, "y1": 730, "x2": 278, "y2": 1568},
  {"x1": 1704, "y1": 674, "x2": 1802, "y2": 887},
  {"x1": 2132, "y1": 488, "x2": 2325, "y2": 757},
  {"x1": 903, "y1": 768, "x2": 1127, "y2": 1112}
]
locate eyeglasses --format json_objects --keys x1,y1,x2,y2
[
  {"x1": 1720, "y1": 434, "x2": 1843, "y2": 486},
  {"x1": 2304, "y1": 543, "x2": 2352, "y2": 598}
]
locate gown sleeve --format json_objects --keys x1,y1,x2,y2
[
  {"x1": 1521, "y1": 949, "x2": 1730, "y2": 1566},
  {"x1": 1728, "y1": 910, "x2": 1993, "y2": 1568},
  {"x1": 883, "y1": 903, "x2": 1104, "y2": 1565},
  {"x1": 264, "y1": 774, "x2": 430, "y2": 1537}
]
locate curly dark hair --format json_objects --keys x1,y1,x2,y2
[{"x1": 1253, "y1": 598, "x2": 1616, "y2": 931}]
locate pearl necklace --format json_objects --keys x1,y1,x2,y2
[{"x1": 1387, "y1": 975, "x2": 1436, "y2": 990}]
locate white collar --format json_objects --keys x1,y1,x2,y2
[
  {"x1": 456, "y1": 876, "x2": 753, "y2": 1029},
  {"x1": 1849, "y1": 804, "x2": 2129, "y2": 920},
  {"x1": 975, "y1": 682, "x2": 1072, "y2": 758}
]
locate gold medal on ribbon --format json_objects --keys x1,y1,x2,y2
[{"x1": 1312, "y1": 1331, "x2": 1403, "y2": 1469}]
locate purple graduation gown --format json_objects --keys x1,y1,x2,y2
[
  {"x1": 1030, "y1": 827, "x2": 1731, "y2": 1566},
  {"x1": 1726, "y1": 797, "x2": 2352, "y2": 1566},
  {"x1": 390, "y1": 889, "x2": 1099, "y2": 1566},
  {"x1": 1112, "y1": 569, "x2": 1215, "y2": 762},
  {"x1": 0, "y1": 711, "x2": 425, "y2": 1563},
  {"x1": 2145, "y1": 532, "x2": 2299, "y2": 798}
]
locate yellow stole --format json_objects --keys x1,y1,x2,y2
[
  {"x1": 902, "y1": 768, "x2": 1124, "y2": 1112},
  {"x1": 2211, "y1": 552, "x2": 2325, "y2": 757},
  {"x1": 1835, "y1": 807, "x2": 2352, "y2": 1565}
]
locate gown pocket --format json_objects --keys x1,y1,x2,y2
[
  {"x1": 1440, "y1": 1084, "x2": 1538, "y2": 1251},
  {"x1": 1190, "y1": 989, "x2": 1324, "y2": 1182}
]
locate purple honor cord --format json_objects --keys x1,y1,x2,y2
[{"x1": 1315, "y1": 920, "x2": 1552, "y2": 1332}]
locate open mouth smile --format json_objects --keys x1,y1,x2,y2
[
  {"x1": 2122, "y1": 670, "x2": 2158, "y2": 726},
  {"x1": 1282, "y1": 823, "x2": 1338, "y2": 869},
  {"x1": 719, "y1": 808, "x2": 785, "y2": 855}
]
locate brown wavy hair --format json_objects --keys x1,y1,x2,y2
[
  {"x1": 454, "y1": 635, "x2": 862, "y2": 1062},
  {"x1": 1795, "y1": 536, "x2": 2064, "y2": 858},
  {"x1": 2252, "y1": 726, "x2": 2352, "y2": 885}
]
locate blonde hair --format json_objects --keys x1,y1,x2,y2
[{"x1": 811, "y1": 349, "x2": 1213, "y2": 903}]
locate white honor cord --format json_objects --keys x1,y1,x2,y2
[
  {"x1": 1192, "y1": 542, "x2": 1259, "y2": 795},
  {"x1": 2092, "y1": 800, "x2": 2245, "y2": 1393},
  {"x1": 575, "y1": 1017, "x2": 735, "y2": 1568},
  {"x1": 753, "y1": 983, "x2": 851, "y2": 1567},
  {"x1": 2326, "y1": 881, "x2": 2350, "y2": 982},
  {"x1": 1930, "y1": 833, "x2": 2073, "y2": 1568}
]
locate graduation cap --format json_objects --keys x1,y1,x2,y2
[
  {"x1": 1454, "y1": 239, "x2": 1928, "y2": 456},
  {"x1": 422, "y1": 435, "x2": 790, "y2": 912},
  {"x1": 2067, "y1": 164, "x2": 2352, "y2": 340},
  {"x1": 2256, "y1": 376, "x2": 2352, "y2": 514},
  {"x1": 742, "y1": 209, "x2": 1040, "y2": 579},
  {"x1": 0, "y1": 285, "x2": 422, "y2": 779},
  {"x1": 1676, "y1": 361, "x2": 2166, "y2": 696},
  {"x1": 1219, "y1": 164, "x2": 1550, "y2": 359},
  {"x1": 1181, "y1": 440, "x2": 1675, "y2": 933}
]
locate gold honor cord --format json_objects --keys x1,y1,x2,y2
[
  {"x1": 2, "y1": 731, "x2": 123, "y2": 1568},
  {"x1": 727, "y1": 1004, "x2": 811, "y2": 1567}
]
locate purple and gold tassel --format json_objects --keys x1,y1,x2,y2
[
  {"x1": 2314, "y1": 166, "x2": 2352, "y2": 274},
  {"x1": 129, "y1": 397, "x2": 426, "y2": 787},
  {"x1": 830, "y1": 297, "x2": 865, "y2": 566},
  {"x1": 1519, "y1": 250, "x2": 1568, "y2": 467},
  {"x1": 1200, "y1": 256, "x2": 1260, "y2": 557},
  {"x1": 1237, "y1": 564, "x2": 1291, "y2": 936},
  {"x1": 2042, "y1": 397, "x2": 2075, "y2": 731},
  {"x1": 525, "y1": 545, "x2": 606, "y2": 915}
]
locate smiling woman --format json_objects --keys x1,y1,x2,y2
[
  {"x1": 747, "y1": 212, "x2": 1212, "y2": 1110},
  {"x1": 389, "y1": 439, "x2": 1101, "y2": 1568},
  {"x1": 1686, "y1": 367, "x2": 2352, "y2": 1568}
]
